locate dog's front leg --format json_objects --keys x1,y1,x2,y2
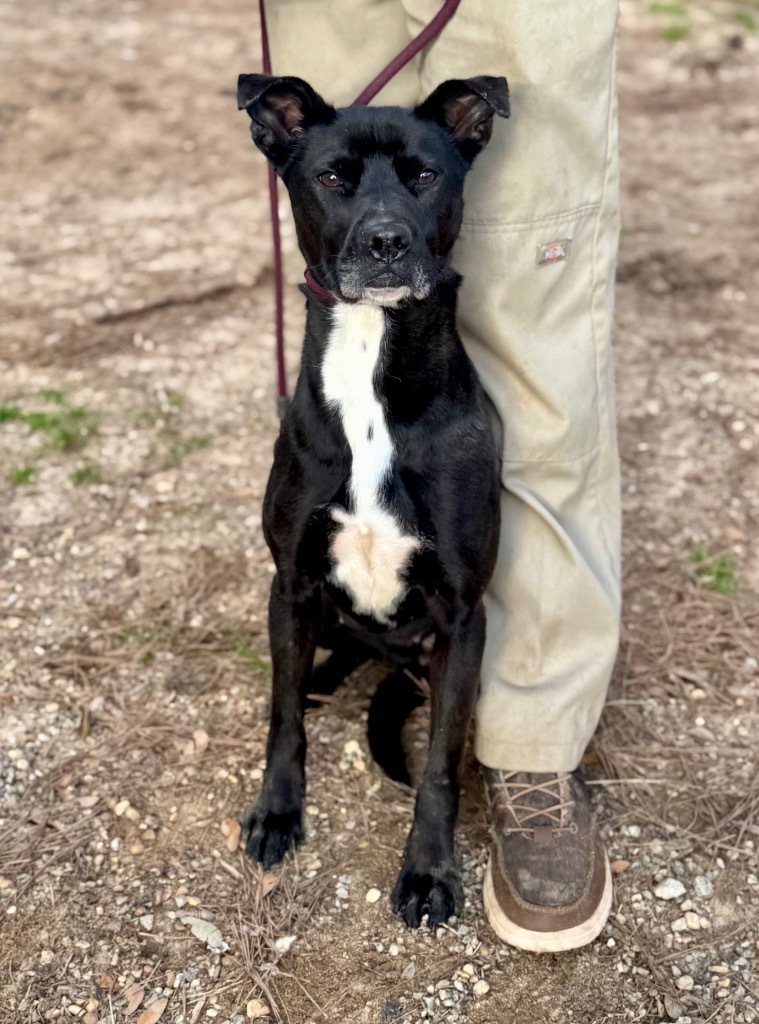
[
  {"x1": 392, "y1": 602, "x2": 486, "y2": 928},
  {"x1": 244, "y1": 573, "x2": 320, "y2": 868}
]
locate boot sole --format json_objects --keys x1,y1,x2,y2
[{"x1": 483, "y1": 854, "x2": 613, "y2": 953}]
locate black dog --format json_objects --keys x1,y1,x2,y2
[{"x1": 237, "y1": 72, "x2": 508, "y2": 927}]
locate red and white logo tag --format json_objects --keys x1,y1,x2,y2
[{"x1": 536, "y1": 238, "x2": 572, "y2": 268}]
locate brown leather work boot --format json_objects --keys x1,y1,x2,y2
[{"x1": 482, "y1": 769, "x2": 612, "y2": 952}]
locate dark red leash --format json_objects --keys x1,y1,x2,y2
[
  {"x1": 258, "y1": 0, "x2": 463, "y2": 418},
  {"x1": 352, "y1": 0, "x2": 464, "y2": 108}
]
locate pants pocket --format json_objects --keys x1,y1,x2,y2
[{"x1": 454, "y1": 205, "x2": 610, "y2": 464}]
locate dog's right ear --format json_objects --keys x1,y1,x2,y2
[{"x1": 237, "y1": 74, "x2": 335, "y2": 173}]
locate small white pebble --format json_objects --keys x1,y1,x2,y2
[
  {"x1": 472, "y1": 980, "x2": 490, "y2": 998},
  {"x1": 654, "y1": 878, "x2": 686, "y2": 901},
  {"x1": 246, "y1": 999, "x2": 271, "y2": 1019},
  {"x1": 366, "y1": 888, "x2": 381, "y2": 904},
  {"x1": 676, "y1": 976, "x2": 694, "y2": 991},
  {"x1": 694, "y1": 875, "x2": 714, "y2": 900}
]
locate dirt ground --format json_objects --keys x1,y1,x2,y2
[{"x1": 1, "y1": 1, "x2": 758, "y2": 1023}]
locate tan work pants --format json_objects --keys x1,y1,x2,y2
[{"x1": 265, "y1": 0, "x2": 622, "y2": 772}]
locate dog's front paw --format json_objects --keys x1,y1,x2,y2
[
  {"x1": 243, "y1": 805, "x2": 303, "y2": 869},
  {"x1": 392, "y1": 861, "x2": 463, "y2": 929}
]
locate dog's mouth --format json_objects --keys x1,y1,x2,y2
[
  {"x1": 337, "y1": 260, "x2": 433, "y2": 306},
  {"x1": 362, "y1": 285, "x2": 411, "y2": 307},
  {"x1": 361, "y1": 271, "x2": 411, "y2": 307},
  {"x1": 367, "y1": 271, "x2": 403, "y2": 288}
]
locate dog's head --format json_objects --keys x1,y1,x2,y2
[{"x1": 237, "y1": 74, "x2": 509, "y2": 306}]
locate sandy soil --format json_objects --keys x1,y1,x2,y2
[{"x1": 1, "y1": 2, "x2": 758, "y2": 1023}]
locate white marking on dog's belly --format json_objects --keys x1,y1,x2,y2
[{"x1": 321, "y1": 302, "x2": 420, "y2": 622}]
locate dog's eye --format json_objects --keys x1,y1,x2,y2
[
  {"x1": 318, "y1": 171, "x2": 343, "y2": 189},
  {"x1": 417, "y1": 169, "x2": 437, "y2": 186}
]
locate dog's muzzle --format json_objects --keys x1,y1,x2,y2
[{"x1": 337, "y1": 226, "x2": 434, "y2": 305}]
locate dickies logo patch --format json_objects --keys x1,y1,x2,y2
[{"x1": 537, "y1": 238, "x2": 571, "y2": 268}]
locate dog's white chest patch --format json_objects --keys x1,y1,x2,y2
[{"x1": 321, "y1": 302, "x2": 420, "y2": 622}]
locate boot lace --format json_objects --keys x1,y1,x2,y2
[{"x1": 490, "y1": 771, "x2": 577, "y2": 837}]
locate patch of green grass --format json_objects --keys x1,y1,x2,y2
[
  {"x1": 650, "y1": 2, "x2": 687, "y2": 15},
  {"x1": 9, "y1": 465, "x2": 37, "y2": 485},
  {"x1": 118, "y1": 624, "x2": 156, "y2": 645},
  {"x1": 662, "y1": 23, "x2": 690, "y2": 41},
  {"x1": 182, "y1": 434, "x2": 211, "y2": 454},
  {"x1": 163, "y1": 430, "x2": 211, "y2": 465},
  {"x1": 0, "y1": 392, "x2": 99, "y2": 452},
  {"x1": 232, "y1": 633, "x2": 272, "y2": 680},
  {"x1": 26, "y1": 404, "x2": 100, "y2": 452},
  {"x1": 734, "y1": 11, "x2": 757, "y2": 31},
  {"x1": 688, "y1": 547, "x2": 738, "y2": 595},
  {"x1": 129, "y1": 405, "x2": 160, "y2": 427},
  {"x1": 37, "y1": 388, "x2": 66, "y2": 404},
  {"x1": 117, "y1": 624, "x2": 159, "y2": 665},
  {"x1": 648, "y1": 0, "x2": 690, "y2": 43},
  {"x1": 166, "y1": 390, "x2": 185, "y2": 409},
  {"x1": 70, "y1": 463, "x2": 103, "y2": 486}
]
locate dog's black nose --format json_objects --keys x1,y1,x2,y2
[{"x1": 367, "y1": 225, "x2": 410, "y2": 264}]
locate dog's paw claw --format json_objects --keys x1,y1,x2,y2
[
  {"x1": 243, "y1": 806, "x2": 303, "y2": 869},
  {"x1": 392, "y1": 864, "x2": 462, "y2": 929}
]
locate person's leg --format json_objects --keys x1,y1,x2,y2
[
  {"x1": 400, "y1": 0, "x2": 621, "y2": 950},
  {"x1": 264, "y1": 0, "x2": 419, "y2": 107},
  {"x1": 401, "y1": 0, "x2": 621, "y2": 773}
]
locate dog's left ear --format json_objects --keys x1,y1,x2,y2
[
  {"x1": 237, "y1": 74, "x2": 335, "y2": 173},
  {"x1": 415, "y1": 76, "x2": 510, "y2": 163}
]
